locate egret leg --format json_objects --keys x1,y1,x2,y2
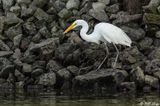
[
  {"x1": 96, "y1": 43, "x2": 109, "y2": 71},
  {"x1": 112, "y1": 43, "x2": 119, "y2": 68}
]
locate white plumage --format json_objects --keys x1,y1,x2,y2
[{"x1": 64, "y1": 19, "x2": 132, "y2": 69}]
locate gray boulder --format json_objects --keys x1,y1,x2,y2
[{"x1": 66, "y1": 0, "x2": 80, "y2": 10}]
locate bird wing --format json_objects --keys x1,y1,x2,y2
[{"x1": 95, "y1": 23, "x2": 132, "y2": 47}]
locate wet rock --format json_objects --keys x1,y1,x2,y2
[
  {"x1": 10, "y1": 5, "x2": 21, "y2": 16},
  {"x1": 5, "y1": 12, "x2": 23, "y2": 26},
  {"x1": 14, "y1": 69, "x2": 25, "y2": 81},
  {"x1": 22, "y1": 63, "x2": 32, "y2": 74},
  {"x1": 66, "y1": 0, "x2": 80, "y2": 10},
  {"x1": 155, "y1": 31, "x2": 160, "y2": 38},
  {"x1": 143, "y1": 13, "x2": 160, "y2": 26},
  {"x1": 58, "y1": 8, "x2": 72, "y2": 19},
  {"x1": 23, "y1": 22, "x2": 37, "y2": 35},
  {"x1": 106, "y1": 3, "x2": 119, "y2": 13},
  {"x1": 0, "y1": 65, "x2": 14, "y2": 79},
  {"x1": 144, "y1": 75, "x2": 159, "y2": 89},
  {"x1": 0, "y1": 58, "x2": 11, "y2": 70},
  {"x1": 0, "y1": 51, "x2": 13, "y2": 57},
  {"x1": 145, "y1": 59, "x2": 160, "y2": 74},
  {"x1": 31, "y1": 68, "x2": 44, "y2": 77},
  {"x1": 31, "y1": 0, "x2": 49, "y2": 8},
  {"x1": 46, "y1": 60, "x2": 62, "y2": 72},
  {"x1": 57, "y1": 68, "x2": 71, "y2": 80},
  {"x1": 0, "y1": 40, "x2": 10, "y2": 51},
  {"x1": 34, "y1": 8, "x2": 49, "y2": 21},
  {"x1": 67, "y1": 65, "x2": 79, "y2": 76},
  {"x1": 119, "y1": 82, "x2": 136, "y2": 92},
  {"x1": 30, "y1": 38, "x2": 59, "y2": 55},
  {"x1": 38, "y1": 72, "x2": 56, "y2": 86},
  {"x1": 89, "y1": 8, "x2": 109, "y2": 22},
  {"x1": 13, "y1": 34, "x2": 22, "y2": 47},
  {"x1": 149, "y1": 48, "x2": 160, "y2": 60},
  {"x1": 73, "y1": 69, "x2": 128, "y2": 89},
  {"x1": 130, "y1": 67, "x2": 145, "y2": 87},
  {"x1": 5, "y1": 24, "x2": 22, "y2": 40},
  {"x1": 55, "y1": 43, "x2": 77, "y2": 61},
  {"x1": 121, "y1": 26, "x2": 145, "y2": 41},
  {"x1": 2, "y1": 0, "x2": 14, "y2": 11},
  {"x1": 110, "y1": 12, "x2": 142, "y2": 25},
  {"x1": 98, "y1": 0, "x2": 110, "y2": 5},
  {"x1": 38, "y1": 26, "x2": 51, "y2": 38}
]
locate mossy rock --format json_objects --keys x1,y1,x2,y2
[{"x1": 143, "y1": 13, "x2": 160, "y2": 26}]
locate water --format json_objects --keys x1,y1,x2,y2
[{"x1": 0, "y1": 91, "x2": 160, "y2": 106}]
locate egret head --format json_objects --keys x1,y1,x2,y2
[{"x1": 64, "y1": 20, "x2": 86, "y2": 34}]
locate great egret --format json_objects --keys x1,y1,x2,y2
[{"x1": 64, "y1": 19, "x2": 132, "y2": 69}]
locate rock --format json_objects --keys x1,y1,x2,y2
[
  {"x1": 0, "y1": 65, "x2": 14, "y2": 79},
  {"x1": 143, "y1": 0, "x2": 160, "y2": 9},
  {"x1": 23, "y1": 22, "x2": 37, "y2": 35},
  {"x1": 0, "y1": 16, "x2": 5, "y2": 34},
  {"x1": 2, "y1": 0, "x2": 14, "y2": 11},
  {"x1": 16, "y1": 81, "x2": 24, "y2": 89},
  {"x1": 16, "y1": 0, "x2": 31, "y2": 4},
  {"x1": 149, "y1": 48, "x2": 160, "y2": 60},
  {"x1": 31, "y1": 0, "x2": 49, "y2": 8},
  {"x1": 153, "y1": 38, "x2": 160, "y2": 47},
  {"x1": 34, "y1": 8, "x2": 49, "y2": 21},
  {"x1": 46, "y1": 60, "x2": 62, "y2": 72},
  {"x1": 58, "y1": 8, "x2": 72, "y2": 19},
  {"x1": 5, "y1": 24, "x2": 22, "y2": 40},
  {"x1": 31, "y1": 68, "x2": 43, "y2": 77},
  {"x1": 13, "y1": 34, "x2": 22, "y2": 47},
  {"x1": 145, "y1": 75, "x2": 159, "y2": 89},
  {"x1": 22, "y1": 63, "x2": 32, "y2": 74},
  {"x1": 38, "y1": 26, "x2": 51, "y2": 38},
  {"x1": 153, "y1": 71, "x2": 160, "y2": 80},
  {"x1": 38, "y1": 72, "x2": 56, "y2": 86},
  {"x1": 10, "y1": 5, "x2": 21, "y2": 16},
  {"x1": 32, "y1": 33, "x2": 42, "y2": 43},
  {"x1": 66, "y1": 0, "x2": 80, "y2": 10},
  {"x1": 155, "y1": 31, "x2": 160, "y2": 38},
  {"x1": 130, "y1": 67, "x2": 145, "y2": 87},
  {"x1": 14, "y1": 69, "x2": 25, "y2": 81},
  {"x1": 0, "y1": 58, "x2": 11, "y2": 70},
  {"x1": 32, "y1": 60, "x2": 46, "y2": 69},
  {"x1": 53, "y1": 0, "x2": 66, "y2": 11},
  {"x1": 55, "y1": 43, "x2": 77, "y2": 61},
  {"x1": 5, "y1": 12, "x2": 23, "y2": 26},
  {"x1": 92, "y1": 2, "x2": 106, "y2": 10},
  {"x1": 0, "y1": 51, "x2": 13, "y2": 57},
  {"x1": 57, "y1": 68, "x2": 71, "y2": 80},
  {"x1": 105, "y1": 3, "x2": 119, "y2": 13},
  {"x1": 139, "y1": 37, "x2": 153, "y2": 50},
  {"x1": 143, "y1": 13, "x2": 160, "y2": 26},
  {"x1": 0, "y1": 40, "x2": 10, "y2": 51},
  {"x1": 20, "y1": 37, "x2": 30, "y2": 51},
  {"x1": 21, "y1": 5, "x2": 35, "y2": 18},
  {"x1": 158, "y1": 6, "x2": 160, "y2": 13},
  {"x1": 145, "y1": 59, "x2": 160, "y2": 74},
  {"x1": 98, "y1": 0, "x2": 110, "y2": 5},
  {"x1": 89, "y1": 8, "x2": 109, "y2": 22},
  {"x1": 110, "y1": 12, "x2": 142, "y2": 25},
  {"x1": 121, "y1": 26, "x2": 145, "y2": 41},
  {"x1": 30, "y1": 38, "x2": 59, "y2": 55},
  {"x1": 67, "y1": 65, "x2": 79, "y2": 76},
  {"x1": 73, "y1": 69, "x2": 128, "y2": 89},
  {"x1": 119, "y1": 82, "x2": 136, "y2": 92}
]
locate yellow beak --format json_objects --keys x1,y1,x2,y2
[{"x1": 64, "y1": 23, "x2": 76, "y2": 34}]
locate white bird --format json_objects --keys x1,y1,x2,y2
[{"x1": 64, "y1": 19, "x2": 132, "y2": 70}]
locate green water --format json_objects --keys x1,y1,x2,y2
[{"x1": 0, "y1": 92, "x2": 160, "y2": 106}]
